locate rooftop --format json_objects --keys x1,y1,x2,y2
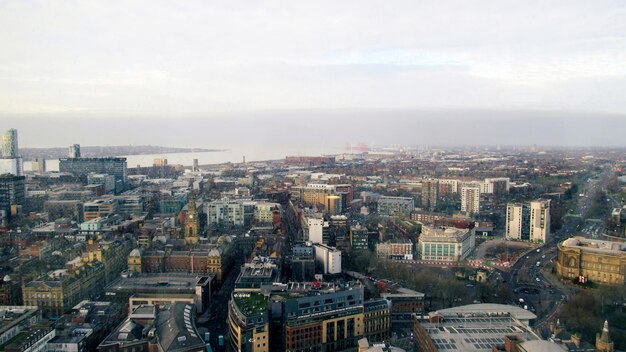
[
  {"x1": 418, "y1": 315, "x2": 539, "y2": 351},
  {"x1": 561, "y1": 236, "x2": 626, "y2": 254},
  {"x1": 0, "y1": 306, "x2": 39, "y2": 336},
  {"x1": 435, "y1": 304, "x2": 537, "y2": 322},
  {"x1": 106, "y1": 273, "x2": 208, "y2": 294},
  {"x1": 233, "y1": 292, "x2": 268, "y2": 317},
  {"x1": 420, "y1": 226, "x2": 470, "y2": 241}
]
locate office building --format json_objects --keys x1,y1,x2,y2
[
  {"x1": 377, "y1": 196, "x2": 415, "y2": 217},
  {"x1": 381, "y1": 288, "x2": 425, "y2": 323},
  {"x1": 418, "y1": 226, "x2": 475, "y2": 262},
  {"x1": 104, "y1": 274, "x2": 214, "y2": 313},
  {"x1": 87, "y1": 174, "x2": 116, "y2": 193},
  {"x1": 461, "y1": 186, "x2": 481, "y2": 215},
  {"x1": 69, "y1": 144, "x2": 81, "y2": 158},
  {"x1": 59, "y1": 157, "x2": 127, "y2": 184},
  {"x1": 289, "y1": 244, "x2": 316, "y2": 281},
  {"x1": 556, "y1": 236, "x2": 626, "y2": 285},
  {"x1": 0, "y1": 175, "x2": 25, "y2": 219},
  {"x1": 235, "y1": 256, "x2": 280, "y2": 292},
  {"x1": 228, "y1": 281, "x2": 364, "y2": 352},
  {"x1": 1, "y1": 129, "x2": 18, "y2": 158},
  {"x1": 421, "y1": 179, "x2": 439, "y2": 210},
  {"x1": 31, "y1": 158, "x2": 46, "y2": 173},
  {"x1": 305, "y1": 214, "x2": 329, "y2": 244},
  {"x1": 363, "y1": 299, "x2": 391, "y2": 341},
  {"x1": 83, "y1": 198, "x2": 119, "y2": 221},
  {"x1": 293, "y1": 183, "x2": 346, "y2": 214},
  {"x1": 314, "y1": 243, "x2": 342, "y2": 274},
  {"x1": 350, "y1": 224, "x2": 370, "y2": 250},
  {"x1": 206, "y1": 198, "x2": 245, "y2": 227},
  {"x1": 0, "y1": 158, "x2": 22, "y2": 176},
  {"x1": 0, "y1": 306, "x2": 41, "y2": 346}
]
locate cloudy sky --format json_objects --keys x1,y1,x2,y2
[{"x1": 1, "y1": 1, "x2": 625, "y2": 147}]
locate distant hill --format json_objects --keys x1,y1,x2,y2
[{"x1": 20, "y1": 145, "x2": 215, "y2": 160}]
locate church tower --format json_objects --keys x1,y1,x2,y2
[
  {"x1": 185, "y1": 193, "x2": 200, "y2": 245},
  {"x1": 595, "y1": 320, "x2": 614, "y2": 352}
]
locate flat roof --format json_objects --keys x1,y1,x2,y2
[
  {"x1": 419, "y1": 315, "x2": 539, "y2": 351},
  {"x1": 436, "y1": 304, "x2": 537, "y2": 322},
  {"x1": 106, "y1": 274, "x2": 206, "y2": 294},
  {"x1": 561, "y1": 236, "x2": 626, "y2": 254},
  {"x1": 0, "y1": 306, "x2": 39, "y2": 336}
]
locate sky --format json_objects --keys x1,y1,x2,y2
[{"x1": 1, "y1": 1, "x2": 626, "y2": 147}]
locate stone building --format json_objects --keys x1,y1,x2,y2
[{"x1": 556, "y1": 237, "x2": 626, "y2": 285}]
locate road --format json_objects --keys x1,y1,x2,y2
[{"x1": 501, "y1": 165, "x2": 616, "y2": 328}]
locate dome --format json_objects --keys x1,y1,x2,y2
[
  {"x1": 208, "y1": 248, "x2": 222, "y2": 257},
  {"x1": 129, "y1": 248, "x2": 143, "y2": 257}
]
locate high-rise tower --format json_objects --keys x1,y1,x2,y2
[
  {"x1": 69, "y1": 144, "x2": 81, "y2": 158},
  {"x1": 2, "y1": 129, "x2": 18, "y2": 158}
]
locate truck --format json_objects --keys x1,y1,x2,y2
[
  {"x1": 218, "y1": 335, "x2": 224, "y2": 347},
  {"x1": 204, "y1": 332, "x2": 210, "y2": 342}
]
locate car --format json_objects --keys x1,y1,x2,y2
[{"x1": 536, "y1": 278, "x2": 541, "y2": 282}]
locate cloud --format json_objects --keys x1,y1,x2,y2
[{"x1": 0, "y1": 1, "x2": 625, "y2": 115}]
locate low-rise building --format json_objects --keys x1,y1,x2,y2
[
  {"x1": 104, "y1": 273, "x2": 214, "y2": 313},
  {"x1": 376, "y1": 238, "x2": 413, "y2": 260},
  {"x1": 22, "y1": 263, "x2": 105, "y2": 318},
  {"x1": 381, "y1": 288, "x2": 425, "y2": 323},
  {"x1": 418, "y1": 226, "x2": 475, "y2": 262},
  {"x1": 377, "y1": 196, "x2": 415, "y2": 217},
  {"x1": 235, "y1": 256, "x2": 280, "y2": 292}
]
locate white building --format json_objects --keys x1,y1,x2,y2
[
  {"x1": 418, "y1": 226, "x2": 475, "y2": 262},
  {"x1": 439, "y1": 179, "x2": 459, "y2": 193},
  {"x1": 88, "y1": 173, "x2": 116, "y2": 193},
  {"x1": 506, "y1": 200, "x2": 550, "y2": 243},
  {"x1": 483, "y1": 177, "x2": 510, "y2": 195},
  {"x1": 0, "y1": 158, "x2": 23, "y2": 176},
  {"x1": 460, "y1": 186, "x2": 480, "y2": 215},
  {"x1": 530, "y1": 199, "x2": 550, "y2": 243},
  {"x1": 314, "y1": 244, "x2": 342, "y2": 274},
  {"x1": 306, "y1": 216, "x2": 327, "y2": 244},
  {"x1": 206, "y1": 199, "x2": 245, "y2": 227},
  {"x1": 505, "y1": 203, "x2": 526, "y2": 240},
  {"x1": 2, "y1": 129, "x2": 18, "y2": 158},
  {"x1": 253, "y1": 202, "x2": 280, "y2": 224}
]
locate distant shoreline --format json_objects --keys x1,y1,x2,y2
[{"x1": 19, "y1": 145, "x2": 224, "y2": 160}]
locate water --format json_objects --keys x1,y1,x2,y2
[{"x1": 38, "y1": 144, "x2": 330, "y2": 171}]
